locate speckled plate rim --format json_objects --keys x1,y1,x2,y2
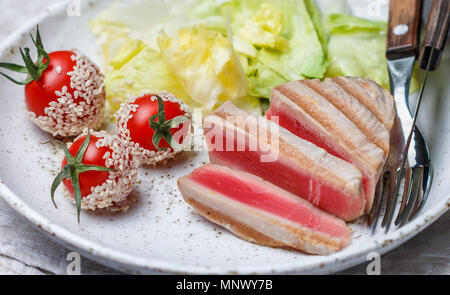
[{"x1": 0, "y1": 1, "x2": 449, "y2": 275}]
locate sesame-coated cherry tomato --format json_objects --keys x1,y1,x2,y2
[
  {"x1": 0, "y1": 26, "x2": 105, "y2": 137},
  {"x1": 61, "y1": 133, "x2": 112, "y2": 199},
  {"x1": 116, "y1": 92, "x2": 191, "y2": 165},
  {"x1": 49, "y1": 130, "x2": 139, "y2": 222},
  {"x1": 125, "y1": 94, "x2": 189, "y2": 151}
]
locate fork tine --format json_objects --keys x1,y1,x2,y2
[
  {"x1": 408, "y1": 167, "x2": 424, "y2": 222},
  {"x1": 370, "y1": 173, "x2": 392, "y2": 233},
  {"x1": 381, "y1": 166, "x2": 401, "y2": 231},
  {"x1": 395, "y1": 166, "x2": 423, "y2": 226},
  {"x1": 367, "y1": 175, "x2": 384, "y2": 227},
  {"x1": 409, "y1": 165, "x2": 431, "y2": 220},
  {"x1": 412, "y1": 165, "x2": 432, "y2": 219},
  {"x1": 396, "y1": 165, "x2": 412, "y2": 218}
]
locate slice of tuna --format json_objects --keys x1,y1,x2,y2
[
  {"x1": 331, "y1": 77, "x2": 395, "y2": 130},
  {"x1": 268, "y1": 80, "x2": 387, "y2": 212},
  {"x1": 204, "y1": 101, "x2": 365, "y2": 221},
  {"x1": 302, "y1": 78, "x2": 390, "y2": 155},
  {"x1": 178, "y1": 164, "x2": 351, "y2": 255}
]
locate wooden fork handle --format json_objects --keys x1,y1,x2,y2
[
  {"x1": 387, "y1": 0, "x2": 423, "y2": 60},
  {"x1": 418, "y1": 0, "x2": 450, "y2": 70}
]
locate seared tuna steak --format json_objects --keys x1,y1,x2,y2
[
  {"x1": 178, "y1": 164, "x2": 351, "y2": 255},
  {"x1": 268, "y1": 78, "x2": 392, "y2": 212},
  {"x1": 204, "y1": 102, "x2": 365, "y2": 221}
]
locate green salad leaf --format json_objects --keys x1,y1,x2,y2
[
  {"x1": 324, "y1": 14, "x2": 390, "y2": 89},
  {"x1": 91, "y1": 0, "x2": 416, "y2": 115},
  {"x1": 324, "y1": 13, "x2": 419, "y2": 92},
  {"x1": 254, "y1": 0, "x2": 328, "y2": 80},
  {"x1": 157, "y1": 26, "x2": 248, "y2": 111},
  {"x1": 104, "y1": 42, "x2": 192, "y2": 112},
  {"x1": 190, "y1": 0, "x2": 328, "y2": 98}
]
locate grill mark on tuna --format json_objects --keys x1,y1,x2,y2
[
  {"x1": 207, "y1": 105, "x2": 361, "y2": 191},
  {"x1": 301, "y1": 78, "x2": 390, "y2": 155},
  {"x1": 332, "y1": 77, "x2": 395, "y2": 130},
  {"x1": 269, "y1": 78, "x2": 393, "y2": 213},
  {"x1": 274, "y1": 82, "x2": 384, "y2": 170},
  {"x1": 204, "y1": 102, "x2": 365, "y2": 220}
]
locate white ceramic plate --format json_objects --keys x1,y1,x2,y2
[{"x1": 0, "y1": 0, "x2": 449, "y2": 274}]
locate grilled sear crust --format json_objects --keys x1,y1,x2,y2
[
  {"x1": 209, "y1": 102, "x2": 363, "y2": 195},
  {"x1": 331, "y1": 77, "x2": 395, "y2": 130},
  {"x1": 205, "y1": 102, "x2": 365, "y2": 221},
  {"x1": 302, "y1": 78, "x2": 390, "y2": 156},
  {"x1": 178, "y1": 165, "x2": 351, "y2": 255},
  {"x1": 273, "y1": 81, "x2": 385, "y2": 171},
  {"x1": 270, "y1": 77, "x2": 392, "y2": 212}
]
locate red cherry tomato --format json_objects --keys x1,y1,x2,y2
[
  {"x1": 24, "y1": 51, "x2": 77, "y2": 117},
  {"x1": 124, "y1": 94, "x2": 189, "y2": 152},
  {"x1": 61, "y1": 134, "x2": 112, "y2": 198},
  {"x1": 1, "y1": 27, "x2": 105, "y2": 137}
]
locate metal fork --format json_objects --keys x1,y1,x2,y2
[
  {"x1": 382, "y1": 56, "x2": 432, "y2": 230},
  {"x1": 367, "y1": 55, "x2": 432, "y2": 231},
  {"x1": 367, "y1": 0, "x2": 442, "y2": 231},
  {"x1": 367, "y1": 110, "x2": 405, "y2": 229}
]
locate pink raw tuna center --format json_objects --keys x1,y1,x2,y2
[{"x1": 189, "y1": 166, "x2": 350, "y2": 240}]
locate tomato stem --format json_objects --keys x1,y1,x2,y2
[
  {"x1": 148, "y1": 95, "x2": 190, "y2": 151},
  {"x1": 0, "y1": 25, "x2": 50, "y2": 85},
  {"x1": 46, "y1": 130, "x2": 116, "y2": 223}
]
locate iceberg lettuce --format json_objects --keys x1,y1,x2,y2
[
  {"x1": 239, "y1": 3, "x2": 290, "y2": 52},
  {"x1": 157, "y1": 26, "x2": 248, "y2": 111},
  {"x1": 103, "y1": 38, "x2": 191, "y2": 112},
  {"x1": 253, "y1": 0, "x2": 328, "y2": 80},
  {"x1": 324, "y1": 13, "x2": 421, "y2": 92},
  {"x1": 324, "y1": 14, "x2": 390, "y2": 89},
  {"x1": 91, "y1": 0, "x2": 407, "y2": 115},
  {"x1": 190, "y1": 0, "x2": 328, "y2": 97}
]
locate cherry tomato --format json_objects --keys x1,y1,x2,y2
[
  {"x1": 61, "y1": 134, "x2": 112, "y2": 198},
  {"x1": 25, "y1": 51, "x2": 76, "y2": 117},
  {"x1": 50, "y1": 130, "x2": 139, "y2": 222},
  {"x1": 0, "y1": 27, "x2": 105, "y2": 137},
  {"x1": 125, "y1": 94, "x2": 189, "y2": 152}
]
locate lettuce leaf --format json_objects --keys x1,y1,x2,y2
[
  {"x1": 103, "y1": 38, "x2": 191, "y2": 112},
  {"x1": 304, "y1": 0, "x2": 328, "y2": 55},
  {"x1": 239, "y1": 3, "x2": 290, "y2": 52},
  {"x1": 158, "y1": 26, "x2": 248, "y2": 112},
  {"x1": 244, "y1": 58, "x2": 287, "y2": 98},
  {"x1": 324, "y1": 13, "x2": 420, "y2": 92},
  {"x1": 91, "y1": 0, "x2": 411, "y2": 115},
  {"x1": 244, "y1": 0, "x2": 328, "y2": 80},
  {"x1": 327, "y1": 13, "x2": 387, "y2": 33},
  {"x1": 324, "y1": 14, "x2": 390, "y2": 89},
  {"x1": 188, "y1": 0, "x2": 328, "y2": 97},
  {"x1": 90, "y1": 0, "x2": 232, "y2": 113}
]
